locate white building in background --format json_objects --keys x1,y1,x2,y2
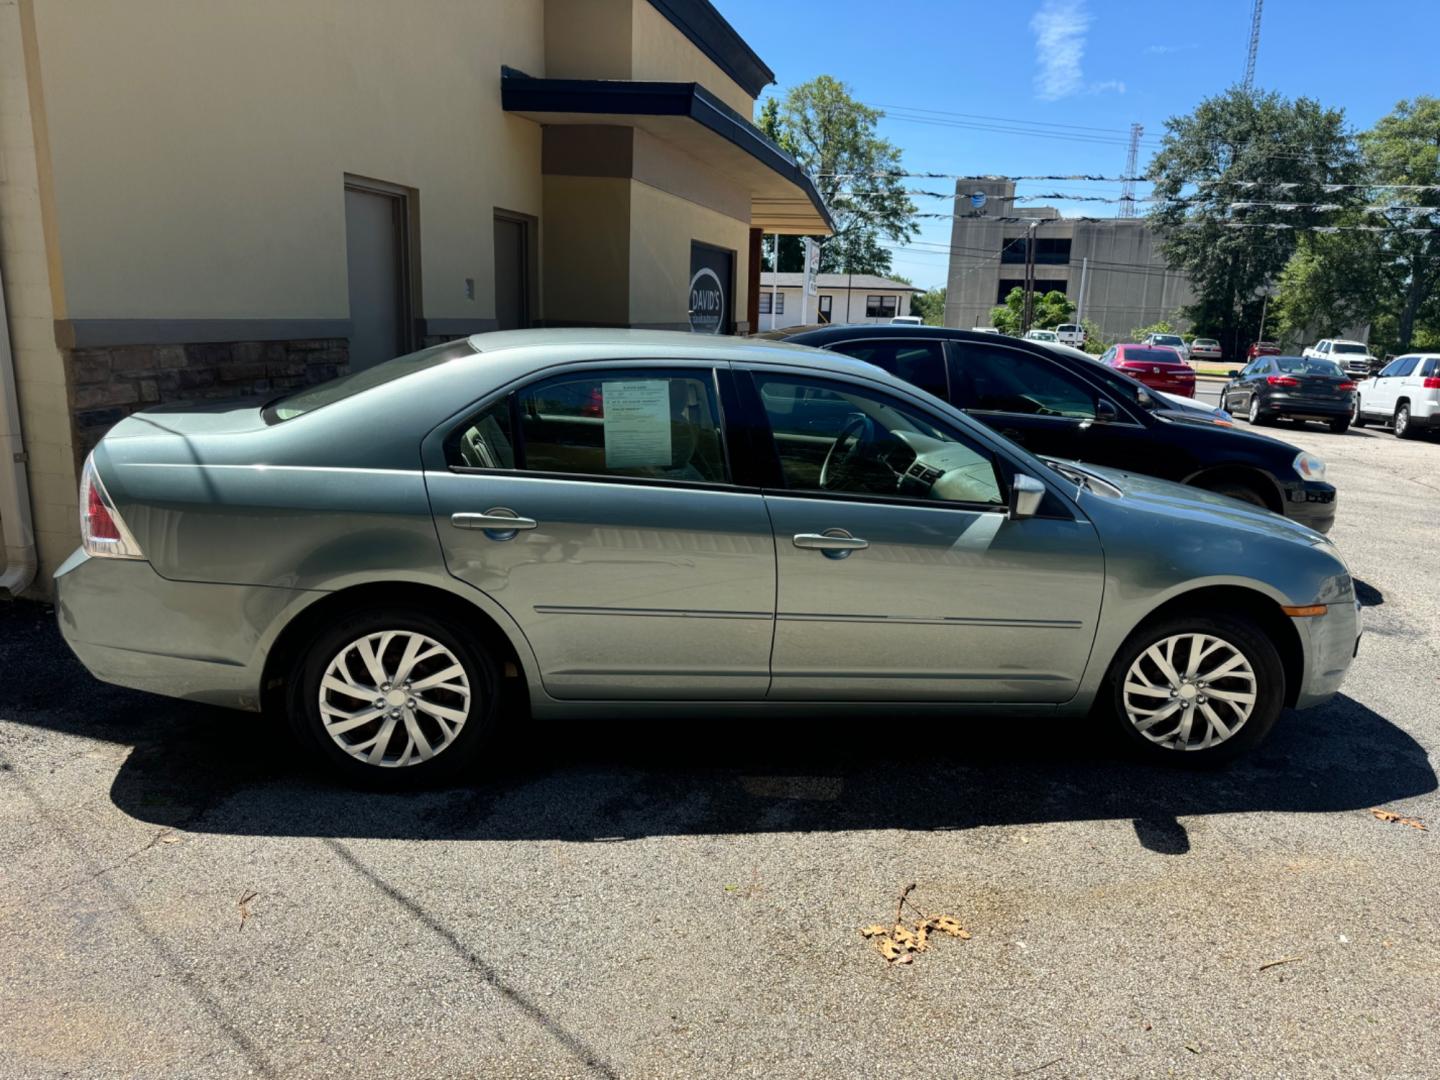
[{"x1": 757, "y1": 272, "x2": 919, "y2": 330}]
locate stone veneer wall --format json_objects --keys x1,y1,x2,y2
[{"x1": 66, "y1": 338, "x2": 349, "y2": 456}]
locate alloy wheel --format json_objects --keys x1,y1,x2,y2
[
  {"x1": 1395, "y1": 405, "x2": 1409, "y2": 437},
  {"x1": 1248, "y1": 397, "x2": 1260, "y2": 423},
  {"x1": 1121, "y1": 633, "x2": 1257, "y2": 752},
  {"x1": 318, "y1": 631, "x2": 472, "y2": 767}
]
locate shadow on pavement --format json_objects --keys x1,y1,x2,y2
[{"x1": 5, "y1": 600, "x2": 1434, "y2": 854}]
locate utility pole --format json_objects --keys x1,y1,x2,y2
[
  {"x1": 1076, "y1": 256, "x2": 1089, "y2": 325},
  {"x1": 1021, "y1": 220, "x2": 1037, "y2": 332},
  {"x1": 1243, "y1": 0, "x2": 1264, "y2": 91},
  {"x1": 1119, "y1": 124, "x2": 1143, "y2": 219}
]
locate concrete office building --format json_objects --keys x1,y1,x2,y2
[
  {"x1": 756, "y1": 272, "x2": 918, "y2": 330},
  {"x1": 0, "y1": 0, "x2": 831, "y2": 592},
  {"x1": 942, "y1": 179, "x2": 1193, "y2": 341}
]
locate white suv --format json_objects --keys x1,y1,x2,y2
[
  {"x1": 1352, "y1": 354, "x2": 1440, "y2": 439},
  {"x1": 1305, "y1": 339, "x2": 1375, "y2": 378}
]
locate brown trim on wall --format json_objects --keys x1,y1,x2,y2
[
  {"x1": 746, "y1": 228, "x2": 762, "y2": 334},
  {"x1": 56, "y1": 319, "x2": 352, "y2": 349},
  {"x1": 542, "y1": 126, "x2": 634, "y2": 179}
]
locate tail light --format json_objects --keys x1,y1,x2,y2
[
  {"x1": 1266, "y1": 375, "x2": 1300, "y2": 387},
  {"x1": 1337, "y1": 382, "x2": 1357, "y2": 391},
  {"x1": 1424, "y1": 377, "x2": 1440, "y2": 389},
  {"x1": 80, "y1": 454, "x2": 145, "y2": 560}
]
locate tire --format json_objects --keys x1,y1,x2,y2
[
  {"x1": 1102, "y1": 611, "x2": 1286, "y2": 766},
  {"x1": 1394, "y1": 402, "x2": 1419, "y2": 440},
  {"x1": 1351, "y1": 397, "x2": 1367, "y2": 428},
  {"x1": 287, "y1": 607, "x2": 499, "y2": 788},
  {"x1": 1329, "y1": 416, "x2": 1350, "y2": 434},
  {"x1": 1247, "y1": 396, "x2": 1271, "y2": 426},
  {"x1": 1198, "y1": 479, "x2": 1270, "y2": 510}
]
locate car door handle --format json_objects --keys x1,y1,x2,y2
[
  {"x1": 452, "y1": 510, "x2": 538, "y2": 534},
  {"x1": 793, "y1": 532, "x2": 868, "y2": 559}
]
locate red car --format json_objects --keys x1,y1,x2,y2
[
  {"x1": 1100, "y1": 344, "x2": 1196, "y2": 397},
  {"x1": 1247, "y1": 340, "x2": 1282, "y2": 360}
]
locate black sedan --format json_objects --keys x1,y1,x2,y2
[
  {"x1": 1221, "y1": 355, "x2": 1357, "y2": 433},
  {"x1": 761, "y1": 325, "x2": 1338, "y2": 533}
]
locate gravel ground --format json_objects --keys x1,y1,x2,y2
[{"x1": 2, "y1": 417, "x2": 1437, "y2": 1079}]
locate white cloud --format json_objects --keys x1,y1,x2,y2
[
  {"x1": 1145, "y1": 43, "x2": 1197, "y2": 55},
  {"x1": 1089, "y1": 79, "x2": 1127, "y2": 95},
  {"x1": 1030, "y1": 0, "x2": 1091, "y2": 101}
]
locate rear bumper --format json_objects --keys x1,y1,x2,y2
[
  {"x1": 1291, "y1": 596, "x2": 1361, "y2": 710},
  {"x1": 1264, "y1": 393, "x2": 1352, "y2": 419},
  {"x1": 54, "y1": 549, "x2": 317, "y2": 710}
]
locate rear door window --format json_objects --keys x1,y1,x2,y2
[
  {"x1": 826, "y1": 339, "x2": 948, "y2": 400},
  {"x1": 448, "y1": 369, "x2": 728, "y2": 484}
]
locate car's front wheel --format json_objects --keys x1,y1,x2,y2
[
  {"x1": 289, "y1": 608, "x2": 498, "y2": 787},
  {"x1": 1351, "y1": 397, "x2": 1367, "y2": 427},
  {"x1": 1103, "y1": 612, "x2": 1285, "y2": 765}
]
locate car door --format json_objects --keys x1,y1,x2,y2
[
  {"x1": 740, "y1": 366, "x2": 1104, "y2": 703},
  {"x1": 1368, "y1": 357, "x2": 1411, "y2": 415},
  {"x1": 423, "y1": 362, "x2": 776, "y2": 700},
  {"x1": 946, "y1": 339, "x2": 1126, "y2": 464}
]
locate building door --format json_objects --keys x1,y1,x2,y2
[
  {"x1": 817, "y1": 294, "x2": 832, "y2": 324},
  {"x1": 493, "y1": 212, "x2": 531, "y2": 331},
  {"x1": 345, "y1": 182, "x2": 412, "y2": 372}
]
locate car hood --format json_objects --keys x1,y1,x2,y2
[{"x1": 1058, "y1": 460, "x2": 1327, "y2": 545}]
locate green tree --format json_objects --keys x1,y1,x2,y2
[
  {"x1": 989, "y1": 287, "x2": 1074, "y2": 335},
  {"x1": 1273, "y1": 233, "x2": 1382, "y2": 346},
  {"x1": 1080, "y1": 318, "x2": 1107, "y2": 354},
  {"x1": 757, "y1": 76, "x2": 918, "y2": 275},
  {"x1": 1147, "y1": 88, "x2": 1363, "y2": 357},
  {"x1": 1358, "y1": 96, "x2": 1440, "y2": 351},
  {"x1": 1128, "y1": 318, "x2": 1175, "y2": 341},
  {"x1": 909, "y1": 286, "x2": 947, "y2": 325}
]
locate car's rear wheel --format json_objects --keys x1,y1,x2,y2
[
  {"x1": 1394, "y1": 402, "x2": 1418, "y2": 440},
  {"x1": 1329, "y1": 415, "x2": 1350, "y2": 434},
  {"x1": 1247, "y1": 397, "x2": 1271, "y2": 425},
  {"x1": 1197, "y1": 478, "x2": 1270, "y2": 510},
  {"x1": 289, "y1": 608, "x2": 498, "y2": 787},
  {"x1": 1351, "y1": 397, "x2": 1367, "y2": 427},
  {"x1": 1103, "y1": 612, "x2": 1285, "y2": 765}
]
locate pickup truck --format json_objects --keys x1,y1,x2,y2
[
  {"x1": 1054, "y1": 323, "x2": 1086, "y2": 347},
  {"x1": 1303, "y1": 339, "x2": 1375, "y2": 378}
]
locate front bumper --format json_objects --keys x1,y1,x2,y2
[
  {"x1": 1282, "y1": 480, "x2": 1337, "y2": 534},
  {"x1": 1291, "y1": 595, "x2": 1362, "y2": 710},
  {"x1": 54, "y1": 549, "x2": 317, "y2": 710}
]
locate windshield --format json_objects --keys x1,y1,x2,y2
[
  {"x1": 1276, "y1": 357, "x2": 1344, "y2": 377},
  {"x1": 263, "y1": 340, "x2": 476, "y2": 422},
  {"x1": 1331, "y1": 343, "x2": 1368, "y2": 355},
  {"x1": 1152, "y1": 334, "x2": 1184, "y2": 346}
]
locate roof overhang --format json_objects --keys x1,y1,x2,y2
[{"x1": 502, "y1": 70, "x2": 833, "y2": 236}]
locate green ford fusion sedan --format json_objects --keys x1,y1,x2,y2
[{"x1": 57, "y1": 330, "x2": 1361, "y2": 785}]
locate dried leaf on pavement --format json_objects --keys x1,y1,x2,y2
[
  {"x1": 1370, "y1": 808, "x2": 1426, "y2": 831},
  {"x1": 861, "y1": 888, "x2": 971, "y2": 964},
  {"x1": 237, "y1": 889, "x2": 259, "y2": 931}
]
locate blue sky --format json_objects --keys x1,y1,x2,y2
[{"x1": 718, "y1": 0, "x2": 1434, "y2": 288}]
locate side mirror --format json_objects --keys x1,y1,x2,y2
[
  {"x1": 1228, "y1": 369, "x2": 1241, "y2": 379},
  {"x1": 1094, "y1": 398, "x2": 1118, "y2": 424},
  {"x1": 1008, "y1": 473, "x2": 1046, "y2": 519}
]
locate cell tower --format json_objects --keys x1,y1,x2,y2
[
  {"x1": 1119, "y1": 123, "x2": 1143, "y2": 218},
  {"x1": 1243, "y1": 0, "x2": 1263, "y2": 90}
]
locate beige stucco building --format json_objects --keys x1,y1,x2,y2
[{"x1": 0, "y1": 0, "x2": 830, "y2": 595}]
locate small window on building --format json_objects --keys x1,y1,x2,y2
[
  {"x1": 759, "y1": 291, "x2": 786, "y2": 315},
  {"x1": 865, "y1": 295, "x2": 898, "y2": 319}
]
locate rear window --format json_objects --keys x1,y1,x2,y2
[
  {"x1": 1331, "y1": 343, "x2": 1368, "y2": 355},
  {"x1": 1056, "y1": 324, "x2": 1079, "y2": 333},
  {"x1": 1194, "y1": 338, "x2": 1219, "y2": 347},
  {"x1": 1120, "y1": 347, "x2": 1187, "y2": 364},
  {"x1": 1151, "y1": 335, "x2": 1184, "y2": 346},
  {"x1": 1276, "y1": 357, "x2": 1343, "y2": 377},
  {"x1": 264, "y1": 340, "x2": 475, "y2": 422}
]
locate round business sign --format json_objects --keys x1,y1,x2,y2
[
  {"x1": 688, "y1": 268, "x2": 725, "y2": 334},
  {"x1": 971, "y1": 191, "x2": 988, "y2": 209}
]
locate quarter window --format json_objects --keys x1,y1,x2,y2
[
  {"x1": 865, "y1": 295, "x2": 898, "y2": 319},
  {"x1": 950, "y1": 343, "x2": 1099, "y2": 421},
  {"x1": 753, "y1": 375, "x2": 1003, "y2": 506},
  {"x1": 448, "y1": 371, "x2": 726, "y2": 483},
  {"x1": 826, "y1": 340, "x2": 948, "y2": 400}
]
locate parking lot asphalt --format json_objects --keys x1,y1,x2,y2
[{"x1": 3, "y1": 418, "x2": 1438, "y2": 1080}]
